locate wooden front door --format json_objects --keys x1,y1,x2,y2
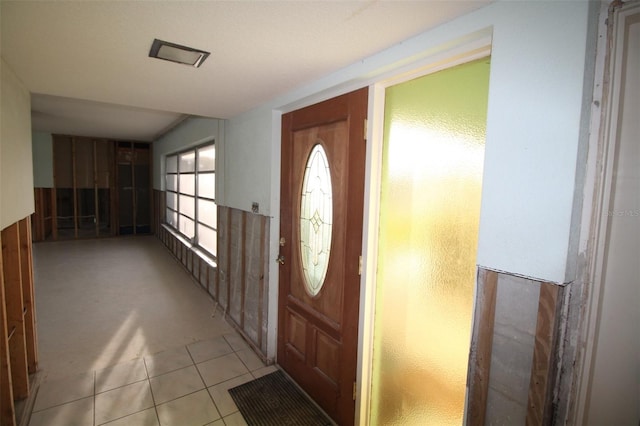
[{"x1": 278, "y1": 88, "x2": 368, "y2": 425}]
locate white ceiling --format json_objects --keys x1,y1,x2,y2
[{"x1": 1, "y1": 1, "x2": 489, "y2": 141}]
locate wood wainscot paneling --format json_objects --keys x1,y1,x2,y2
[
  {"x1": 526, "y1": 282, "x2": 564, "y2": 425},
  {"x1": 217, "y1": 207, "x2": 270, "y2": 358},
  {"x1": 466, "y1": 269, "x2": 568, "y2": 425},
  {"x1": 154, "y1": 198, "x2": 270, "y2": 361},
  {"x1": 467, "y1": 269, "x2": 498, "y2": 426},
  {"x1": 1, "y1": 217, "x2": 39, "y2": 426},
  {"x1": 31, "y1": 188, "x2": 54, "y2": 242}
]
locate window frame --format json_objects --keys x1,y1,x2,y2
[{"x1": 165, "y1": 141, "x2": 217, "y2": 259}]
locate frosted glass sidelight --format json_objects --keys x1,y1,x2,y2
[
  {"x1": 166, "y1": 208, "x2": 177, "y2": 227},
  {"x1": 299, "y1": 144, "x2": 333, "y2": 297},
  {"x1": 198, "y1": 145, "x2": 215, "y2": 171},
  {"x1": 371, "y1": 57, "x2": 490, "y2": 425},
  {"x1": 166, "y1": 192, "x2": 177, "y2": 210},
  {"x1": 198, "y1": 224, "x2": 217, "y2": 256},
  {"x1": 166, "y1": 155, "x2": 177, "y2": 173},
  {"x1": 198, "y1": 173, "x2": 216, "y2": 200},
  {"x1": 197, "y1": 198, "x2": 217, "y2": 227},
  {"x1": 179, "y1": 215, "x2": 195, "y2": 239},
  {"x1": 179, "y1": 195, "x2": 195, "y2": 219},
  {"x1": 166, "y1": 175, "x2": 177, "y2": 192},
  {"x1": 179, "y1": 151, "x2": 196, "y2": 172},
  {"x1": 180, "y1": 174, "x2": 195, "y2": 196}
]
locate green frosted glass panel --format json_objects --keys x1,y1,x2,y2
[
  {"x1": 371, "y1": 57, "x2": 490, "y2": 425},
  {"x1": 300, "y1": 144, "x2": 333, "y2": 296}
]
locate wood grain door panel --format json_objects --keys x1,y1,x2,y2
[{"x1": 278, "y1": 88, "x2": 367, "y2": 426}]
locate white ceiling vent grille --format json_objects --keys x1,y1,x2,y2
[{"x1": 149, "y1": 39, "x2": 210, "y2": 68}]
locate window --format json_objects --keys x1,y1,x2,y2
[{"x1": 165, "y1": 143, "x2": 217, "y2": 258}]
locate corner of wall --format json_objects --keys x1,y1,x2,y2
[
  {"x1": 564, "y1": 0, "x2": 605, "y2": 284},
  {"x1": 1, "y1": 58, "x2": 34, "y2": 229}
]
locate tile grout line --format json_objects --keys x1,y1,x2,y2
[
  {"x1": 143, "y1": 356, "x2": 162, "y2": 426},
  {"x1": 93, "y1": 370, "x2": 96, "y2": 426},
  {"x1": 187, "y1": 343, "x2": 225, "y2": 423}
]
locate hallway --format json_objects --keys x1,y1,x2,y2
[{"x1": 29, "y1": 236, "x2": 274, "y2": 425}]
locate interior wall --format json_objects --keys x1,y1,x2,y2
[
  {"x1": 1, "y1": 58, "x2": 34, "y2": 230},
  {"x1": 32, "y1": 131, "x2": 54, "y2": 188},
  {"x1": 223, "y1": 1, "x2": 596, "y2": 287}
]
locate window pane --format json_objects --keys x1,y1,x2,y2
[
  {"x1": 180, "y1": 174, "x2": 195, "y2": 195},
  {"x1": 180, "y1": 151, "x2": 196, "y2": 172},
  {"x1": 198, "y1": 145, "x2": 215, "y2": 171},
  {"x1": 198, "y1": 173, "x2": 215, "y2": 199},
  {"x1": 179, "y1": 194, "x2": 195, "y2": 219},
  {"x1": 166, "y1": 208, "x2": 177, "y2": 227},
  {"x1": 166, "y1": 192, "x2": 177, "y2": 210},
  {"x1": 166, "y1": 155, "x2": 177, "y2": 173},
  {"x1": 166, "y1": 174, "x2": 177, "y2": 192},
  {"x1": 179, "y1": 215, "x2": 195, "y2": 238},
  {"x1": 198, "y1": 224, "x2": 217, "y2": 256},
  {"x1": 198, "y1": 199, "x2": 217, "y2": 228}
]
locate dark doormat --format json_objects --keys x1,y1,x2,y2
[{"x1": 228, "y1": 370, "x2": 334, "y2": 426}]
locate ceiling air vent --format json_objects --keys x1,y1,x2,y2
[{"x1": 149, "y1": 39, "x2": 210, "y2": 68}]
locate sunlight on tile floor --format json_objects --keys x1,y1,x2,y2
[{"x1": 29, "y1": 334, "x2": 277, "y2": 426}]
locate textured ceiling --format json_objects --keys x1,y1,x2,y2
[{"x1": 1, "y1": 1, "x2": 489, "y2": 141}]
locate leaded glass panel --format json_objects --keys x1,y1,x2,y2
[{"x1": 299, "y1": 143, "x2": 333, "y2": 296}]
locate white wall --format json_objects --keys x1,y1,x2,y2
[
  {"x1": 222, "y1": 0, "x2": 597, "y2": 285},
  {"x1": 1, "y1": 58, "x2": 34, "y2": 229},
  {"x1": 32, "y1": 131, "x2": 54, "y2": 188}
]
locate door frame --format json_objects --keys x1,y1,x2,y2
[
  {"x1": 572, "y1": 2, "x2": 640, "y2": 423},
  {"x1": 271, "y1": 31, "x2": 492, "y2": 426},
  {"x1": 357, "y1": 42, "x2": 492, "y2": 425}
]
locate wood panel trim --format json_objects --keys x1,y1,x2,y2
[
  {"x1": 240, "y1": 211, "x2": 247, "y2": 329},
  {"x1": 225, "y1": 207, "x2": 231, "y2": 312},
  {"x1": 155, "y1": 205, "x2": 268, "y2": 359},
  {"x1": 526, "y1": 282, "x2": 563, "y2": 425},
  {"x1": 257, "y1": 215, "x2": 266, "y2": 350},
  {"x1": 94, "y1": 140, "x2": 100, "y2": 237},
  {"x1": 72, "y1": 138, "x2": 78, "y2": 239},
  {"x1": 51, "y1": 188, "x2": 58, "y2": 240},
  {"x1": 467, "y1": 268, "x2": 498, "y2": 426},
  {"x1": 0, "y1": 232, "x2": 16, "y2": 425},
  {"x1": 1, "y1": 223, "x2": 29, "y2": 399},
  {"x1": 18, "y1": 218, "x2": 37, "y2": 373}
]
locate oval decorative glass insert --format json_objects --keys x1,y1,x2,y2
[{"x1": 300, "y1": 143, "x2": 333, "y2": 296}]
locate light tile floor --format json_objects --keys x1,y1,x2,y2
[{"x1": 29, "y1": 334, "x2": 278, "y2": 426}]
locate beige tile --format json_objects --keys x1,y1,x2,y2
[
  {"x1": 145, "y1": 346, "x2": 194, "y2": 377},
  {"x1": 33, "y1": 371, "x2": 95, "y2": 412},
  {"x1": 95, "y1": 358, "x2": 148, "y2": 393},
  {"x1": 100, "y1": 408, "x2": 159, "y2": 426},
  {"x1": 205, "y1": 420, "x2": 225, "y2": 426},
  {"x1": 223, "y1": 333, "x2": 250, "y2": 352},
  {"x1": 235, "y1": 348, "x2": 265, "y2": 371},
  {"x1": 156, "y1": 389, "x2": 220, "y2": 426},
  {"x1": 28, "y1": 396, "x2": 93, "y2": 426},
  {"x1": 207, "y1": 373, "x2": 253, "y2": 418},
  {"x1": 34, "y1": 237, "x2": 234, "y2": 381},
  {"x1": 187, "y1": 336, "x2": 233, "y2": 364},
  {"x1": 150, "y1": 365, "x2": 205, "y2": 404},
  {"x1": 251, "y1": 365, "x2": 278, "y2": 379},
  {"x1": 223, "y1": 411, "x2": 248, "y2": 426},
  {"x1": 95, "y1": 380, "x2": 154, "y2": 425},
  {"x1": 197, "y1": 353, "x2": 249, "y2": 387}
]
